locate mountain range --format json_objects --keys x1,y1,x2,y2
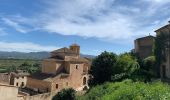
[{"x1": 0, "y1": 51, "x2": 95, "y2": 60}]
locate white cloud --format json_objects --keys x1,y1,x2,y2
[
  {"x1": 2, "y1": 0, "x2": 170, "y2": 43},
  {"x1": 1, "y1": 17, "x2": 33, "y2": 33},
  {"x1": 0, "y1": 42, "x2": 59, "y2": 52}
]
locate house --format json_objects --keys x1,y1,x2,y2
[
  {"x1": 26, "y1": 44, "x2": 91, "y2": 95},
  {"x1": 155, "y1": 21, "x2": 170, "y2": 79},
  {"x1": 10, "y1": 70, "x2": 29, "y2": 88},
  {"x1": 134, "y1": 35, "x2": 155, "y2": 59},
  {"x1": 0, "y1": 70, "x2": 29, "y2": 88}
]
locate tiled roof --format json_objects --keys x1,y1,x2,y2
[
  {"x1": 29, "y1": 72, "x2": 69, "y2": 82},
  {"x1": 51, "y1": 47, "x2": 76, "y2": 54}
]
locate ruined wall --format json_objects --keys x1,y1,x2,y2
[{"x1": 0, "y1": 74, "x2": 10, "y2": 85}]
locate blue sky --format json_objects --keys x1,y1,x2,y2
[{"x1": 0, "y1": 0, "x2": 170, "y2": 55}]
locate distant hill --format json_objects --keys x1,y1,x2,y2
[{"x1": 0, "y1": 51, "x2": 95, "y2": 60}]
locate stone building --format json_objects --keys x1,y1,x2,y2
[
  {"x1": 155, "y1": 21, "x2": 170, "y2": 79},
  {"x1": 134, "y1": 35, "x2": 155, "y2": 59},
  {"x1": 10, "y1": 70, "x2": 29, "y2": 88},
  {"x1": 26, "y1": 44, "x2": 91, "y2": 95}
]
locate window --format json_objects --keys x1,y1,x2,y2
[
  {"x1": 21, "y1": 82, "x2": 24, "y2": 87},
  {"x1": 16, "y1": 77, "x2": 19, "y2": 79},
  {"x1": 83, "y1": 77, "x2": 86, "y2": 85},
  {"x1": 56, "y1": 84, "x2": 58, "y2": 89},
  {"x1": 16, "y1": 82, "x2": 18, "y2": 86},
  {"x1": 66, "y1": 82, "x2": 68, "y2": 86},
  {"x1": 76, "y1": 65, "x2": 79, "y2": 69},
  {"x1": 22, "y1": 76, "x2": 24, "y2": 79}
]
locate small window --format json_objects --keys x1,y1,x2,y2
[
  {"x1": 21, "y1": 82, "x2": 24, "y2": 87},
  {"x1": 56, "y1": 84, "x2": 58, "y2": 89},
  {"x1": 16, "y1": 77, "x2": 19, "y2": 79},
  {"x1": 66, "y1": 82, "x2": 68, "y2": 86},
  {"x1": 16, "y1": 82, "x2": 18, "y2": 86},
  {"x1": 22, "y1": 76, "x2": 24, "y2": 79},
  {"x1": 76, "y1": 65, "x2": 79, "y2": 69}
]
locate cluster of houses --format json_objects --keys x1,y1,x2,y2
[{"x1": 0, "y1": 21, "x2": 169, "y2": 100}]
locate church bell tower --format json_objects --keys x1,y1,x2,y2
[{"x1": 70, "y1": 43, "x2": 80, "y2": 56}]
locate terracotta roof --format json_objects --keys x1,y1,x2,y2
[
  {"x1": 51, "y1": 47, "x2": 76, "y2": 54},
  {"x1": 69, "y1": 57, "x2": 91, "y2": 64},
  {"x1": 29, "y1": 72, "x2": 69, "y2": 82},
  {"x1": 11, "y1": 71, "x2": 30, "y2": 77}
]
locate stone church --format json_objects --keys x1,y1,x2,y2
[{"x1": 26, "y1": 44, "x2": 91, "y2": 94}]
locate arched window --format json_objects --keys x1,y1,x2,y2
[{"x1": 83, "y1": 77, "x2": 86, "y2": 85}]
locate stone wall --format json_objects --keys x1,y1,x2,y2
[
  {"x1": 26, "y1": 93, "x2": 52, "y2": 100},
  {"x1": 26, "y1": 77, "x2": 51, "y2": 92},
  {"x1": 135, "y1": 36, "x2": 155, "y2": 59},
  {"x1": 0, "y1": 74, "x2": 10, "y2": 84},
  {"x1": 42, "y1": 59, "x2": 63, "y2": 75},
  {"x1": 0, "y1": 84, "x2": 18, "y2": 100}
]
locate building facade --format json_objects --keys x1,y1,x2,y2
[
  {"x1": 26, "y1": 44, "x2": 91, "y2": 95},
  {"x1": 155, "y1": 21, "x2": 170, "y2": 79},
  {"x1": 134, "y1": 35, "x2": 155, "y2": 59}
]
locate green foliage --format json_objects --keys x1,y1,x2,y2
[
  {"x1": 53, "y1": 88, "x2": 76, "y2": 100},
  {"x1": 78, "y1": 80, "x2": 170, "y2": 100},
  {"x1": 89, "y1": 51, "x2": 117, "y2": 85},
  {"x1": 154, "y1": 32, "x2": 170, "y2": 77},
  {"x1": 0, "y1": 59, "x2": 41, "y2": 74}
]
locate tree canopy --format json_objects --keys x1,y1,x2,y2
[
  {"x1": 89, "y1": 51, "x2": 117, "y2": 85},
  {"x1": 52, "y1": 88, "x2": 76, "y2": 100}
]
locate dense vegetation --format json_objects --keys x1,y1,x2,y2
[
  {"x1": 77, "y1": 80, "x2": 170, "y2": 100},
  {"x1": 53, "y1": 88, "x2": 76, "y2": 100},
  {"x1": 0, "y1": 59, "x2": 41, "y2": 73}
]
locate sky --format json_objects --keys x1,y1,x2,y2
[{"x1": 0, "y1": 0, "x2": 170, "y2": 55}]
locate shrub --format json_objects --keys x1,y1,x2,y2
[
  {"x1": 53, "y1": 88, "x2": 76, "y2": 100},
  {"x1": 78, "y1": 80, "x2": 170, "y2": 100}
]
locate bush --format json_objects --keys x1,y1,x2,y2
[
  {"x1": 78, "y1": 80, "x2": 170, "y2": 100},
  {"x1": 53, "y1": 88, "x2": 76, "y2": 100}
]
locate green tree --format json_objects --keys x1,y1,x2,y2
[
  {"x1": 112, "y1": 54, "x2": 140, "y2": 81},
  {"x1": 52, "y1": 88, "x2": 76, "y2": 100},
  {"x1": 89, "y1": 51, "x2": 117, "y2": 85}
]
